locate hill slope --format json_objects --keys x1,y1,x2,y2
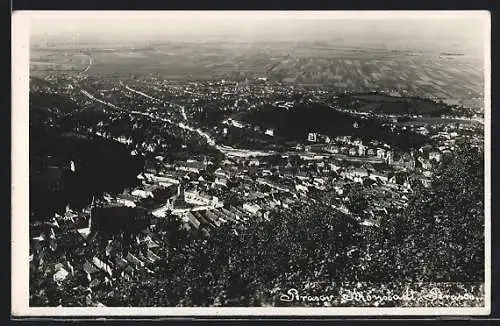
[{"x1": 238, "y1": 102, "x2": 430, "y2": 150}]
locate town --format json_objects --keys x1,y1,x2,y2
[{"x1": 28, "y1": 71, "x2": 485, "y2": 307}]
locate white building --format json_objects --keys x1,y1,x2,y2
[
  {"x1": 243, "y1": 203, "x2": 261, "y2": 215},
  {"x1": 144, "y1": 173, "x2": 180, "y2": 184},
  {"x1": 358, "y1": 144, "x2": 367, "y2": 156},
  {"x1": 376, "y1": 148, "x2": 386, "y2": 159},
  {"x1": 249, "y1": 159, "x2": 260, "y2": 167},
  {"x1": 429, "y1": 151, "x2": 442, "y2": 162},
  {"x1": 295, "y1": 184, "x2": 309, "y2": 193},
  {"x1": 224, "y1": 119, "x2": 244, "y2": 129},
  {"x1": 92, "y1": 256, "x2": 113, "y2": 277},
  {"x1": 308, "y1": 132, "x2": 317, "y2": 142},
  {"x1": 418, "y1": 157, "x2": 432, "y2": 170},
  {"x1": 214, "y1": 167, "x2": 230, "y2": 179},
  {"x1": 176, "y1": 161, "x2": 205, "y2": 173},
  {"x1": 116, "y1": 197, "x2": 136, "y2": 208},
  {"x1": 184, "y1": 190, "x2": 219, "y2": 207},
  {"x1": 131, "y1": 189, "x2": 154, "y2": 199},
  {"x1": 329, "y1": 163, "x2": 341, "y2": 172},
  {"x1": 215, "y1": 177, "x2": 228, "y2": 187}
]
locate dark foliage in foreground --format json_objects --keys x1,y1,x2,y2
[{"x1": 398, "y1": 144, "x2": 484, "y2": 282}]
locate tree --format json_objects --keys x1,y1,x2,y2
[
  {"x1": 344, "y1": 183, "x2": 369, "y2": 215},
  {"x1": 395, "y1": 142, "x2": 484, "y2": 282},
  {"x1": 267, "y1": 154, "x2": 284, "y2": 166},
  {"x1": 289, "y1": 155, "x2": 302, "y2": 167}
]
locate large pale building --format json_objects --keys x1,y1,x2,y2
[{"x1": 307, "y1": 132, "x2": 317, "y2": 142}]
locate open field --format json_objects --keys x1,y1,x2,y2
[
  {"x1": 30, "y1": 50, "x2": 91, "y2": 74},
  {"x1": 30, "y1": 41, "x2": 484, "y2": 107}
]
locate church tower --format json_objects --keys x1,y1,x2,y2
[
  {"x1": 385, "y1": 151, "x2": 393, "y2": 165},
  {"x1": 88, "y1": 195, "x2": 95, "y2": 230}
]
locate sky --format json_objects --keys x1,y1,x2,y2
[{"x1": 25, "y1": 11, "x2": 489, "y2": 54}]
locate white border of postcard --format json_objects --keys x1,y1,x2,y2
[{"x1": 12, "y1": 10, "x2": 491, "y2": 317}]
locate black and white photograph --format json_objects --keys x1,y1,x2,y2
[{"x1": 12, "y1": 10, "x2": 490, "y2": 316}]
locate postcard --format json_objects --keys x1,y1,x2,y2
[{"x1": 11, "y1": 10, "x2": 491, "y2": 317}]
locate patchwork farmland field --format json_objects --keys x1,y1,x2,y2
[{"x1": 30, "y1": 41, "x2": 484, "y2": 108}]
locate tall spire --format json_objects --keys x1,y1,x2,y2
[{"x1": 89, "y1": 195, "x2": 95, "y2": 230}]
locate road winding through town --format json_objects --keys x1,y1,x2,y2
[{"x1": 79, "y1": 84, "x2": 275, "y2": 158}]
